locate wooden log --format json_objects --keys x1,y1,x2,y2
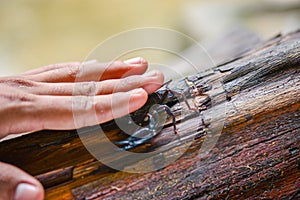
[
  {"x1": 70, "y1": 30, "x2": 300, "y2": 200},
  {"x1": 0, "y1": 29, "x2": 299, "y2": 199}
]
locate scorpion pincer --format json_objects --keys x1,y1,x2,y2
[{"x1": 114, "y1": 109, "x2": 172, "y2": 151}]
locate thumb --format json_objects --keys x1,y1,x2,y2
[{"x1": 0, "y1": 162, "x2": 44, "y2": 200}]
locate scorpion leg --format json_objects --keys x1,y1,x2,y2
[
  {"x1": 158, "y1": 105, "x2": 177, "y2": 134},
  {"x1": 161, "y1": 79, "x2": 172, "y2": 87}
]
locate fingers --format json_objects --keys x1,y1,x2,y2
[
  {"x1": 33, "y1": 70, "x2": 164, "y2": 95},
  {"x1": 0, "y1": 162, "x2": 44, "y2": 200},
  {"x1": 1, "y1": 57, "x2": 164, "y2": 134},
  {"x1": 23, "y1": 57, "x2": 148, "y2": 83},
  {"x1": 35, "y1": 88, "x2": 148, "y2": 130}
]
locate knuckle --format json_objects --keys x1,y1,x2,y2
[
  {"x1": 68, "y1": 63, "x2": 83, "y2": 79},
  {"x1": 17, "y1": 92, "x2": 33, "y2": 102},
  {"x1": 74, "y1": 82, "x2": 97, "y2": 96},
  {"x1": 1, "y1": 92, "x2": 33, "y2": 102},
  {"x1": 85, "y1": 82, "x2": 97, "y2": 95}
]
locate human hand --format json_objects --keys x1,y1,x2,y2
[{"x1": 0, "y1": 57, "x2": 164, "y2": 199}]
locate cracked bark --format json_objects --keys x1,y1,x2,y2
[{"x1": 0, "y1": 29, "x2": 299, "y2": 200}]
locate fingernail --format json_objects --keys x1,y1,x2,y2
[
  {"x1": 143, "y1": 70, "x2": 158, "y2": 77},
  {"x1": 14, "y1": 183, "x2": 40, "y2": 200},
  {"x1": 124, "y1": 57, "x2": 147, "y2": 65}
]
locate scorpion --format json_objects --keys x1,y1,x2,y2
[{"x1": 115, "y1": 78, "x2": 211, "y2": 150}]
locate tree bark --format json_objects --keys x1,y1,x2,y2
[{"x1": 0, "y1": 29, "x2": 299, "y2": 200}]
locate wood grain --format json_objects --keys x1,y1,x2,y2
[{"x1": 0, "y1": 29, "x2": 299, "y2": 200}]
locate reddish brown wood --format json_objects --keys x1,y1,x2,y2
[
  {"x1": 0, "y1": 29, "x2": 299, "y2": 200},
  {"x1": 36, "y1": 167, "x2": 74, "y2": 188}
]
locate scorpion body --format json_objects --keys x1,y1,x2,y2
[{"x1": 115, "y1": 78, "x2": 211, "y2": 150}]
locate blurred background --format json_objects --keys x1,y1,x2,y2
[{"x1": 0, "y1": 0, "x2": 299, "y2": 76}]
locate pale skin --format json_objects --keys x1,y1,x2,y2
[{"x1": 0, "y1": 57, "x2": 164, "y2": 200}]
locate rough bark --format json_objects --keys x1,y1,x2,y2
[{"x1": 0, "y1": 29, "x2": 299, "y2": 200}]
